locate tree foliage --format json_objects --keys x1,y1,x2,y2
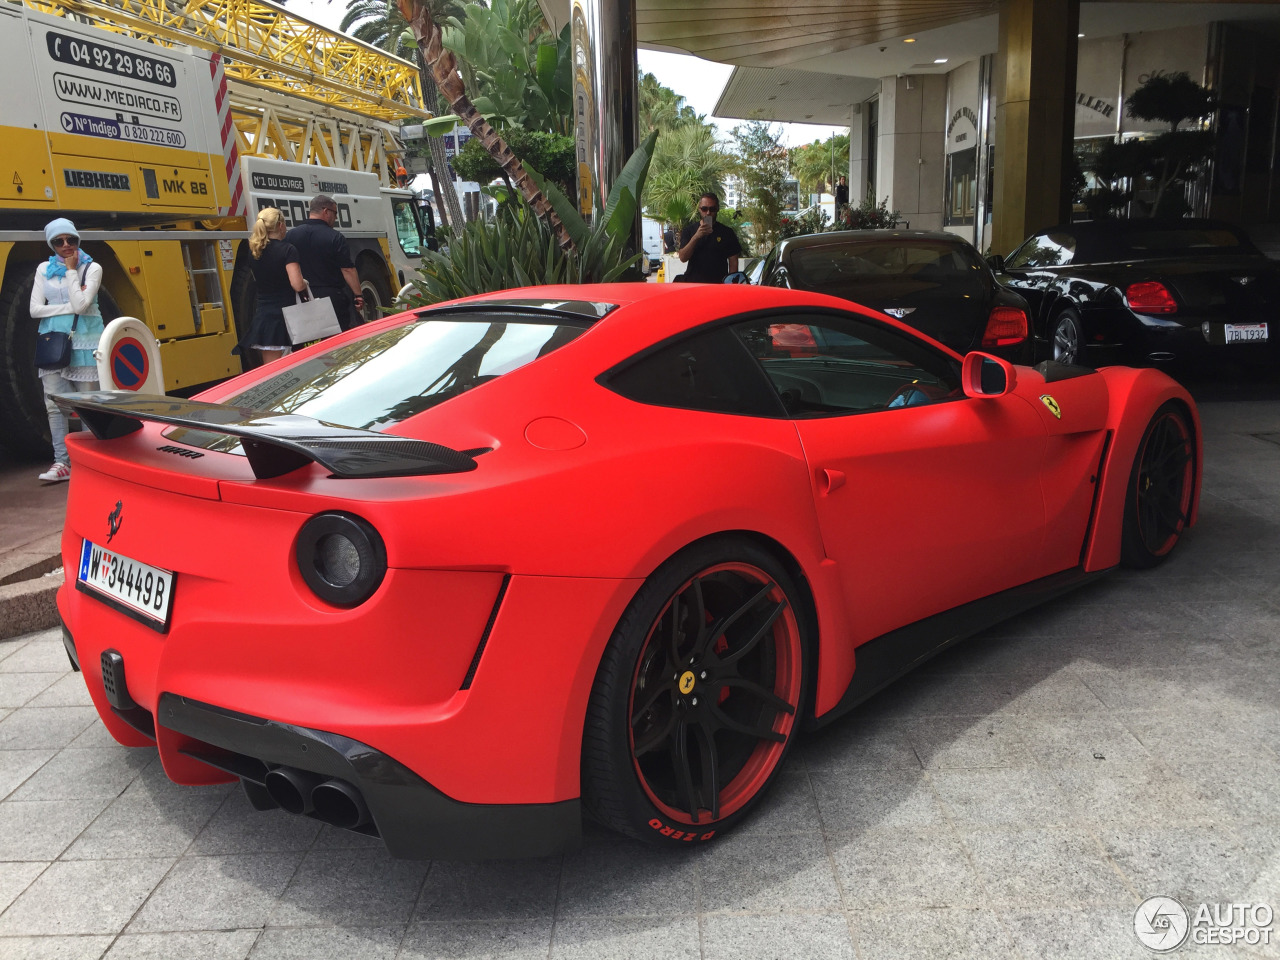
[
  {"x1": 788, "y1": 134, "x2": 849, "y2": 198},
  {"x1": 639, "y1": 72, "x2": 700, "y2": 132},
  {"x1": 731, "y1": 121, "x2": 789, "y2": 253},
  {"x1": 441, "y1": 0, "x2": 572, "y2": 135},
  {"x1": 1079, "y1": 72, "x2": 1216, "y2": 219},
  {"x1": 452, "y1": 129, "x2": 576, "y2": 197},
  {"x1": 637, "y1": 72, "x2": 731, "y2": 233},
  {"x1": 644, "y1": 123, "x2": 732, "y2": 230},
  {"x1": 401, "y1": 132, "x2": 657, "y2": 303}
]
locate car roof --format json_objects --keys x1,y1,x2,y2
[
  {"x1": 431, "y1": 282, "x2": 959, "y2": 363},
  {"x1": 1018, "y1": 218, "x2": 1259, "y2": 262},
  {"x1": 780, "y1": 230, "x2": 974, "y2": 250}
]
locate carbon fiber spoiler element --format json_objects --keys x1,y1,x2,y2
[{"x1": 54, "y1": 393, "x2": 478, "y2": 480}]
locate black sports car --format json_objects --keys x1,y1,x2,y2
[
  {"x1": 991, "y1": 219, "x2": 1279, "y2": 370},
  {"x1": 750, "y1": 230, "x2": 1033, "y2": 363}
]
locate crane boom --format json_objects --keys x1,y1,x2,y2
[{"x1": 24, "y1": 0, "x2": 431, "y2": 122}]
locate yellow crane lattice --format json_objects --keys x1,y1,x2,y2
[{"x1": 23, "y1": 0, "x2": 431, "y2": 123}]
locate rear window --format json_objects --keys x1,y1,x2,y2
[
  {"x1": 169, "y1": 313, "x2": 585, "y2": 450},
  {"x1": 789, "y1": 240, "x2": 984, "y2": 286}
]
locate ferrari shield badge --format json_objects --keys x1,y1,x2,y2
[{"x1": 1040, "y1": 395, "x2": 1062, "y2": 419}]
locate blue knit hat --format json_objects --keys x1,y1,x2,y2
[{"x1": 44, "y1": 218, "x2": 79, "y2": 250}]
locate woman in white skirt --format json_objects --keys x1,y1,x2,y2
[{"x1": 29, "y1": 217, "x2": 105, "y2": 483}]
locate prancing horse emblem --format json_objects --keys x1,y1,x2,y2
[
  {"x1": 106, "y1": 501, "x2": 123, "y2": 543},
  {"x1": 1039, "y1": 395, "x2": 1062, "y2": 419}
]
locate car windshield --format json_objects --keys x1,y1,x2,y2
[
  {"x1": 788, "y1": 240, "x2": 984, "y2": 288},
  {"x1": 167, "y1": 313, "x2": 586, "y2": 452}
]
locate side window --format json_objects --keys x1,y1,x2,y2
[
  {"x1": 393, "y1": 200, "x2": 423, "y2": 257},
  {"x1": 1006, "y1": 231, "x2": 1076, "y2": 269},
  {"x1": 604, "y1": 325, "x2": 784, "y2": 417},
  {"x1": 732, "y1": 313, "x2": 962, "y2": 418}
]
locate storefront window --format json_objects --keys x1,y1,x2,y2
[{"x1": 945, "y1": 147, "x2": 977, "y2": 226}]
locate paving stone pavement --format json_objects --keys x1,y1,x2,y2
[{"x1": 0, "y1": 397, "x2": 1277, "y2": 960}]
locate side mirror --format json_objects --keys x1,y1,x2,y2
[
  {"x1": 985, "y1": 253, "x2": 1006, "y2": 273},
  {"x1": 723, "y1": 271, "x2": 749, "y2": 284},
  {"x1": 962, "y1": 352, "x2": 1017, "y2": 398}
]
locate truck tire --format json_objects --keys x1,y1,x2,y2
[
  {"x1": 0, "y1": 268, "x2": 119, "y2": 458},
  {"x1": 356, "y1": 257, "x2": 392, "y2": 325},
  {"x1": 0, "y1": 268, "x2": 47, "y2": 458}
]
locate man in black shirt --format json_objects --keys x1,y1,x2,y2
[
  {"x1": 677, "y1": 192, "x2": 743, "y2": 283},
  {"x1": 285, "y1": 195, "x2": 365, "y2": 330}
]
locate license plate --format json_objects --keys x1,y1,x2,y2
[
  {"x1": 76, "y1": 539, "x2": 174, "y2": 631},
  {"x1": 1224, "y1": 323, "x2": 1268, "y2": 343}
]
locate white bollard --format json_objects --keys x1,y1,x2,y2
[{"x1": 94, "y1": 317, "x2": 165, "y2": 394}]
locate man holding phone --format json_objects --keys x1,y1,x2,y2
[{"x1": 676, "y1": 192, "x2": 742, "y2": 283}]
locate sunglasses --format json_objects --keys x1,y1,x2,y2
[
  {"x1": 53, "y1": 236, "x2": 79, "y2": 247},
  {"x1": 699, "y1": 206, "x2": 718, "y2": 213}
]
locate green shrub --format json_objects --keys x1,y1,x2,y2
[
  {"x1": 834, "y1": 195, "x2": 901, "y2": 230},
  {"x1": 401, "y1": 132, "x2": 657, "y2": 305}
]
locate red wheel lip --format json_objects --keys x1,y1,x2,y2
[
  {"x1": 1137, "y1": 412, "x2": 1194, "y2": 557},
  {"x1": 627, "y1": 561, "x2": 804, "y2": 826}
]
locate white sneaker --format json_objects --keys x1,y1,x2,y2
[{"x1": 38, "y1": 462, "x2": 70, "y2": 483}]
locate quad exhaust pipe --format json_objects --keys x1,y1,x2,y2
[{"x1": 258, "y1": 767, "x2": 371, "y2": 828}]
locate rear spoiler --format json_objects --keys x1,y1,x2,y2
[{"x1": 54, "y1": 393, "x2": 478, "y2": 480}]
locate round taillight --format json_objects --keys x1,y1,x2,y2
[
  {"x1": 1125, "y1": 281, "x2": 1178, "y2": 315},
  {"x1": 982, "y1": 306, "x2": 1029, "y2": 347},
  {"x1": 297, "y1": 513, "x2": 386, "y2": 607}
]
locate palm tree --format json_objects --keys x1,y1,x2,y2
[
  {"x1": 643, "y1": 122, "x2": 731, "y2": 229},
  {"x1": 342, "y1": 0, "x2": 467, "y2": 228},
  {"x1": 639, "y1": 72, "x2": 698, "y2": 134},
  {"x1": 396, "y1": 0, "x2": 572, "y2": 250}
]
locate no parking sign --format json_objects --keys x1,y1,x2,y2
[
  {"x1": 96, "y1": 318, "x2": 165, "y2": 394},
  {"x1": 110, "y1": 337, "x2": 149, "y2": 391}
]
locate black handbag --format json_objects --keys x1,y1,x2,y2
[{"x1": 35, "y1": 316, "x2": 77, "y2": 369}]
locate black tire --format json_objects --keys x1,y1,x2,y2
[
  {"x1": 0, "y1": 268, "x2": 119, "y2": 459},
  {"x1": 1049, "y1": 308, "x2": 1085, "y2": 366},
  {"x1": 1120, "y1": 401, "x2": 1196, "y2": 569},
  {"x1": 582, "y1": 537, "x2": 809, "y2": 846},
  {"x1": 356, "y1": 258, "x2": 392, "y2": 325}
]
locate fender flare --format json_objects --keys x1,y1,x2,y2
[{"x1": 1083, "y1": 366, "x2": 1202, "y2": 571}]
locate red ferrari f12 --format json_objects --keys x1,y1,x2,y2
[{"x1": 55, "y1": 283, "x2": 1200, "y2": 857}]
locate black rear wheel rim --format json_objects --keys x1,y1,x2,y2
[
  {"x1": 627, "y1": 562, "x2": 802, "y2": 826},
  {"x1": 1135, "y1": 411, "x2": 1193, "y2": 556}
]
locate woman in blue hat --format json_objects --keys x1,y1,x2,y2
[{"x1": 29, "y1": 218, "x2": 105, "y2": 483}]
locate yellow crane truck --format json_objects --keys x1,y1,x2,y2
[{"x1": 0, "y1": 0, "x2": 432, "y2": 457}]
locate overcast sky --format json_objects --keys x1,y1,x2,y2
[{"x1": 286, "y1": 0, "x2": 846, "y2": 147}]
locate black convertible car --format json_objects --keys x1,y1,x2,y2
[
  {"x1": 751, "y1": 231, "x2": 1033, "y2": 362},
  {"x1": 991, "y1": 219, "x2": 1279, "y2": 370}
]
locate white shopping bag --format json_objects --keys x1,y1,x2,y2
[{"x1": 282, "y1": 284, "x2": 341, "y2": 345}]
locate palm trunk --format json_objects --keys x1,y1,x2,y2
[
  {"x1": 399, "y1": 0, "x2": 573, "y2": 252},
  {"x1": 414, "y1": 52, "x2": 465, "y2": 229}
]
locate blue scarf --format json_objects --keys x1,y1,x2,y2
[{"x1": 46, "y1": 249, "x2": 94, "y2": 280}]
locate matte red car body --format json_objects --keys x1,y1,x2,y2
[{"x1": 56, "y1": 282, "x2": 1201, "y2": 849}]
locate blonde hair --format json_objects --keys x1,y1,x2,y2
[{"x1": 249, "y1": 206, "x2": 285, "y2": 258}]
